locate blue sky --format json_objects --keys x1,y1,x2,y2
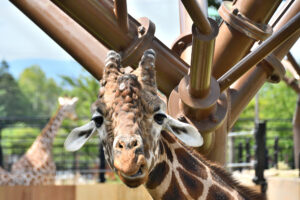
[{"x1": 0, "y1": 1, "x2": 299, "y2": 84}]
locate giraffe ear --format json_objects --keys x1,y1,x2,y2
[
  {"x1": 64, "y1": 121, "x2": 97, "y2": 151},
  {"x1": 164, "y1": 115, "x2": 203, "y2": 147}
]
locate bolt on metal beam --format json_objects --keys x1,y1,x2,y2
[{"x1": 218, "y1": 12, "x2": 300, "y2": 92}]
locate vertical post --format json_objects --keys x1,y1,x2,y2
[
  {"x1": 273, "y1": 136, "x2": 279, "y2": 169},
  {"x1": 98, "y1": 144, "x2": 106, "y2": 183},
  {"x1": 0, "y1": 128, "x2": 3, "y2": 168},
  {"x1": 228, "y1": 137, "x2": 235, "y2": 171},
  {"x1": 238, "y1": 142, "x2": 243, "y2": 172},
  {"x1": 245, "y1": 138, "x2": 251, "y2": 163},
  {"x1": 253, "y1": 121, "x2": 267, "y2": 193},
  {"x1": 293, "y1": 95, "x2": 300, "y2": 169}
]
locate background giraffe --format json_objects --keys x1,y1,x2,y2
[
  {"x1": 0, "y1": 97, "x2": 78, "y2": 186},
  {"x1": 65, "y1": 50, "x2": 265, "y2": 199}
]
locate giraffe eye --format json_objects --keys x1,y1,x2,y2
[
  {"x1": 92, "y1": 116, "x2": 104, "y2": 128},
  {"x1": 154, "y1": 113, "x2": 167, "y2": 125}
]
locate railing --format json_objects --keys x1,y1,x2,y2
[{"x1": 0, "y1": 117, "x2": 295, "y2": 184}]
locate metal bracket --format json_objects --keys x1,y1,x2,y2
[
  {"x1": 219, "y1": 1, "x2": 273, "y2": 41},
  {"x1": 121, "y1": 17, "x2": 155, "y2": 66},
  {"x1": 264, "y1": 54, "x2": 286, "y2": 83}
]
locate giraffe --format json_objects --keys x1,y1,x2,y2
[
  {"x1": 64, "y1": 50, "x2": 265, "y2": 200},
  {"x1": 0, "y1": 97, "x2": 78, "y2": 186}
]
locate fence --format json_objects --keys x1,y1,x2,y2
[
  {"x1": 0, "y1": 116, "x2": 107, "y2": 183},
  {"x1": 230, "y1": 118, "x2": 294, "y2": 170},
  {"x1": 0, "y1": 117, "x2": 295, "y2": 184}
]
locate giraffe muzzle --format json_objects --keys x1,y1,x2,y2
[{"x1": 113, "y1": 136, "x2": 148, "y2": 187}]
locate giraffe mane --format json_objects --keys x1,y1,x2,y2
[{"x1": 162, "y1": 131, "x2": 266, "y2": 200}]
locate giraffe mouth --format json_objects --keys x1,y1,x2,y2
[
  {"x1": 120, "y1": 166, "x2": 145, "y2": 180},
  {"x1": 118, "y1": 165, "x2": 148, "y2": 188}
]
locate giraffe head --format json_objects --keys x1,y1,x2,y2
[
  {"x1": 58, "y1": 97, "x2": 79, "y2": 120},
  {"x1": 64, "y1": 49, "x2": 203, "y2": 188}
]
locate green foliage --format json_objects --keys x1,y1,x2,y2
[
  {"x1": 60, "y1": 74, "x2": 99, "y2": 117},
  {"x1": 18, "y1": 65, "x2": 62, "y2": 116},
  {"x1": 0, "y1": 61, "x2": 32, "y2": 119},
  {"x1": 208, "y1": 0, "x2": 221, "y2": 9}
]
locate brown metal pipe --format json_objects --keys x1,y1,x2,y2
[
  {"x1": 229, "y1": 0, "x2": 300, "y2": 127},
  {"x1": 189, "y1": 21, "x2": 218, "y2": 98},
  {"x1": 287, "y1": 52, "x2": 300, "y2": 77},
  {"x1": 273, "y1": 0, "x2": 300, "y2": 60},
  {"x1": 212, "y1": 0, "x2": 281, "y2": 79},
  {"x1": 229, "y1": 63, "x2": 270, "y2": 127},
  {"x1": 218, "y1": 12, "x2": 300, "y2": 92},
  {"x1": 235, "y1": 0, "x2": 283, "y2": 23},
  {"x1": 9, "y1": 0, "x2": 108, "y2": 80},
  {"x1": 50, "y1": 0, "x2": 188, "y2": 96},
  {"x1": 114, "y1": 0, "x2": 129, "y2": 33},
  {"x1": 180, "y1": 0, "x2": 212, "y2": 35}
]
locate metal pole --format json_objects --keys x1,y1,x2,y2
[
  {"x1": 293, "y1": 95, "x2": 300, "y2": 169},
  {"x1": 9, "y1": 0, "x2": 108, "y2": 80},
  {"x1": 0, "y1": 129, "x2": 3, "y2": 168},
  {"x1": 238, "y1": 142, "x2": 243, "y2": 172},
  {"x1": 189, "y1": 21, "x2": 218, "y2": 98},
  {"x1": 213, "y1": 0, "x2": 281, "y2": 79},
  {"x1": 273, "y1": 136, "x2": 279, "y2": 169},
  {"x1": 180, "y1": 0, "x2": 212, "y2": 34},
  {"x1": 99, "y1": 144, "x2": 106, "y2": 183},
  {"x1": 245, "y1": 138, "x2": 251, "y2": 163},
  {"x1": 218, "y1": 12, "x2": 300, "y2": 92},
  {"x1": 50, "y1": 0, "x2": 189, "y2": 96},
  {"x1": 253, "y1": 121, "x2": 267, "y2": 193},
  {"x1": 287, "y1": 52, "x2": 300, "y2": 77},
  {"x1": 114, "y1": 0, "x2": 129, "y2": 33},
  {"x1": 229, "y1": 0, "x2": 300, "y2": 128}
]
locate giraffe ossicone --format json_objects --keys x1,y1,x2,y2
[{"x1": 65, "y1": 50, "x2": 265, "y2": 200}]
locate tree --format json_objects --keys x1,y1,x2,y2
[
  {"x1": 60, "y1": 74, "x2": 99, "y2": 117},
  {"x1": 0, "y1": 61, "x2": 32, "y2": 118},
  {"x1": 18, "y1": 66, "x2": 62, "y2": 117}
]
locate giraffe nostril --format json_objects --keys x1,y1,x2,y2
[
  {"x1": 132, "y1": 140, "x2": 138, "y2": 147},
  {"x1": 118, "y1": 142, "x2": 124, "y2": 149}
]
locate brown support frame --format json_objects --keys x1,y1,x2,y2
[{"x1": 9, "y1": 0, "x2": 300, "y2": 166}]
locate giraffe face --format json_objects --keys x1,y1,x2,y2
[
  {"x1": 58, "y1": 97, "x2": 79, "y2": 120},
  {"x1": 64, "y1": 50, "x2": 203, "y2": 188}
]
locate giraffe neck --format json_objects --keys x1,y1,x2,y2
[
  {"x1": 30, "y1": 106, "x2": 66, "y2": 152},
  {"x1": 144, "y1": 131, "x2": 264, "y2": 200}
]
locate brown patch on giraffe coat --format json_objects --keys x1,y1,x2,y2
[
  {"x1": 174, "y1": 148, "x2": 207, "y2": 179},
  {"x1": 161, "y1": 131, "x2": 176, "y2": 143},
  {"x1": 146, "y1": 161, "x2": 169, "y2": 189},
  {"x1": 162, "y1": 141, "x2": 173, "y2": 163},
  {"x1": 177, "y1": 167, "x2": 204, "y2": 199},
  {"x1": 207, "y1": 185, "x2": 235, "y2": 200},
  {"x1": 162, "y1": 172, "x2": 187, "y2": 200},
  {"x1": 159, "y1": 141, "x2": 164, "y2": 155}
]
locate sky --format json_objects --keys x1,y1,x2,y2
[{"x1": 0, "y1": 0, "x2": 299, "y2": 83}]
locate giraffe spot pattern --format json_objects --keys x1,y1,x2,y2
[
  {"x1": 162, "y1": 172, "x2": 187, "y2": 200},
  {"x1": 159, "y1": 141, "x2": 164, "y2": 155},
  {"x1": 174, "y1": 148, "x2": 208, "y2": 179},
  {"x1": 162, "y1": 141, "x2": 173, "y2": 163},
  {"x1": 177, "y1": 167, "x2": 204, "y2": 199},
  {"x1": 207, "y1": 185, "x2": 235, "y2": 200},
  {"x1": 146, "y1": 161, "x2": 169, "y2": 189},
  {"x1": 161, "y1": 131, "x2": 176, "y2": 143}
]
